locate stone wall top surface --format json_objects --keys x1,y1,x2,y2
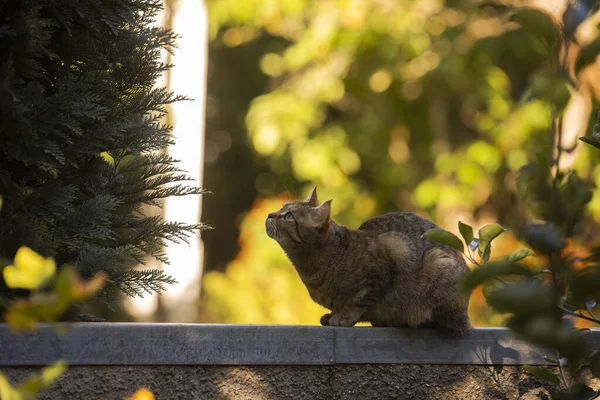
[{"x1": 1, "y1": 324, "x2": 599, "y2": 366}]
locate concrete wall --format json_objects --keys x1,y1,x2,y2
[
  {"x1": 2, "y1": 324, "x2": 600, "y2": 399},
  {"x1": 2, "y1": 364, "x2": 578, "y2": 400}
]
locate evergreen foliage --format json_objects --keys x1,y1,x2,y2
[{"x1": 0, "y1": 0, "x2": 208, "y2": 304}]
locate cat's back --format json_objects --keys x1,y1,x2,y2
[{"x1": 358, "y1": 212, "x2": 439, "y2": 238}]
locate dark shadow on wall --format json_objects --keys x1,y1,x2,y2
[{"x1": 1, "y1": 364, "x2": 562, "y2": 399}]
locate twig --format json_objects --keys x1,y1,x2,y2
[
  {"x1": 556, "y1": 351, "x2": 569, "y2": 389},
  {"x1": 559, "y1": 306, "x2": 600, "y2": 324},
  {"x1": 553, "y1": 115, "x2": 564, "y2": 190}
]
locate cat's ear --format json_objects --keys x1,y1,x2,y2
[
  {"x1": 314, "y1": 199, "x2": 332, "y2": 227},
  {"x1": 304, "y1": 186, "x2": 319, "y2": 207}
]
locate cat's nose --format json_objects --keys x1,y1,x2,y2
[{"x1": 267, "y1": 212, "x2": 278, "y2": 219}]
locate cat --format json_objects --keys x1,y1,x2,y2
[{"x1": 265, "y1": 187, "x2": 472, "y2": 335}]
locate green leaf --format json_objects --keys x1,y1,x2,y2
[
  {"x1": 568, "y1": 267, "x2": 600, "y2": 307},
  {"x1": 529, "y1": 72, "x2": 571, "y2": 111},
  {"x1": 590, "y1": 347, "x2": 600, "y2": 378},
  {"x1": 580, "y1": 112, "x2": 600, "y2": 150},
  {"x1": 576, "y1": 36, "x2": 600, "y2": 74},
  {"x1": 523, "y1": 365, "x2": 561, "y2": 385},
  {"x1": 523, "y1": 223, "x2": 564, "y2": 255},
  {"x1": 558, "y1": 383, "x2": 598, "y2": 400},
  {"x1": 481, "y1": 246, "x2": 491, "y2": 264},
  {"x1": 510, "y1": 8, "x2": 561, "y2": 50},
  {"x1": 507, "y1": 249, "x2": 535, "y2": 262},
  {"x1": 486, "y1": 282, "x2": 554, "y2": 316},
  {"x1": 461, "y1": 260, "x2": 534, "y2": 294},
  {"x1": 509, "y1": 315, "x2": 588, "y2": 367},
  {"x1": 478, "y1": 223, "x2": 506, "y2": 259},
  {"x1": 543, "y1": 356, "x2": 558, "y2": 364},
  {"x1": 458, "y1": 221, "x2": 473, "y2": 246},
  {"x1": 422, "y1": 229, "x2": 464, "y2": 253},
  {"x1": 579, "y1": 135, "x2": 600, "y2": 151}
]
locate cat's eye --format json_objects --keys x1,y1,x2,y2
[{"x1": 282, "y1": 213, "x2": 294, "y2": 221}]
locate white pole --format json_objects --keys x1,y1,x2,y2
[
  {"x1": 161, "y1": 0, "x2": 207, "y2": 321},
  {"x1": 124, "y1": 0, "x2": 207, "y2": 321}
]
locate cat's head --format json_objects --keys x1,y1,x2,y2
[{"x1": 265, "y1": 187, "x2": 332, "y2": 249}]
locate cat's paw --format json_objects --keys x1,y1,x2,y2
[
  {"x1": 320, "y1": 313, "x2": 332, "y2": 326},
  {"x1": 328, "y1": 313, "x2": 357, "y2": 327}
]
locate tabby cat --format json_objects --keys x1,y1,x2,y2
[{"x1": 265, "y1": 187, "x2": 471, "y2": 335}]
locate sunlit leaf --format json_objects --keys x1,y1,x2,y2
[
  {"x1": 458, "y1": 222, "x2": 473, "y2": 246},
  {"x1": 4, "y1": 267, "x2": 106, "y2": 332},
  {"x1": 422, "y1": 229, "x2": 464, "y2": 253},
  {"x1": 510, "y1": 8, "x2": 561, "y2": 50},
  {"x1": 0, "y1": 372, "x2": 21, "y2": 400},
  {"x1": 5, "y1": 294, "x2": 61, "y2": 333},
  {"x1": 17, "y1": 360, "x2": 67, "y2": 397},
  {"x1": 53, "y1": 266, "x2": 106, "y2": 303},
  {"x1": 523, "y1": 223, "x2": 564, "y2": 255},
  {"x1": 507, "y1": 249, "x2": 535, "y2": 262},
  {"x1": 2, "y1": 247, "x2": 56, "y2": 290},
  {"x1": 478, "y1": 223, "x2": 506, "y2": 259},
  {"x1": 126, "y1": 387, "x2": 156, "y2": 400},
  {"x1": 523, "y1": 365, "x2": 561, "y2": 385},
  {"x1": 462, "y1": 260, "x2": 533, "y2": 294}
]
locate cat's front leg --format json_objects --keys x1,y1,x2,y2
[
  {"x1": 327, "y1": 310, "x2": 364, "y2": 327},
  {"x1": 320, "y1": 311, "x2": 359, "y2": 327},
  {"x1": 320, "y1": 313, "x2": 333, "y2": 326},
  {"x1": 321, "y1": 286, "x2": 379, "y2": 327}
]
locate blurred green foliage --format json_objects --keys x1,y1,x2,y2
[
  {"x1": 201, "y1": 197, "x2": 327, "y2": 323},
  {"x1": 206, "y1": 0, "x2": 600, "y2": 226},
  {"x1": 203, "y1": 0, "x2": 600, "y2": 336}
]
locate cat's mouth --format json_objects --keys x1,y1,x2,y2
[{"x1": 265, "y1": 218, "x2": 280, "y2": 243}]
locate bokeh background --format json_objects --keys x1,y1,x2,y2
[{"x1": 123, "y1": 0, "x2": 600, "y2": 326}]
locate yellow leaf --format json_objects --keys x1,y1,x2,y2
[
  {"x1": 4, "y1": 268, "x2": 105, "y2": 332},
  {"x1": 4, "y1": 301, "x2": 41, "y2": 333},
  {"x1": 126, "y1": 387, "x2": 155, "y2": 400},
  {"x1": 17, "y1": 360, "x2": 67, "y2": 397},
  {"x1": 3, "y1": 247, "x2": 56, "y2": 290},
  {"x1": 54, "y1": 267, "x2": 106, "y2": 303},
  {"x1": 0, "y1": 372, "x2": 22, "y2": 400}
]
